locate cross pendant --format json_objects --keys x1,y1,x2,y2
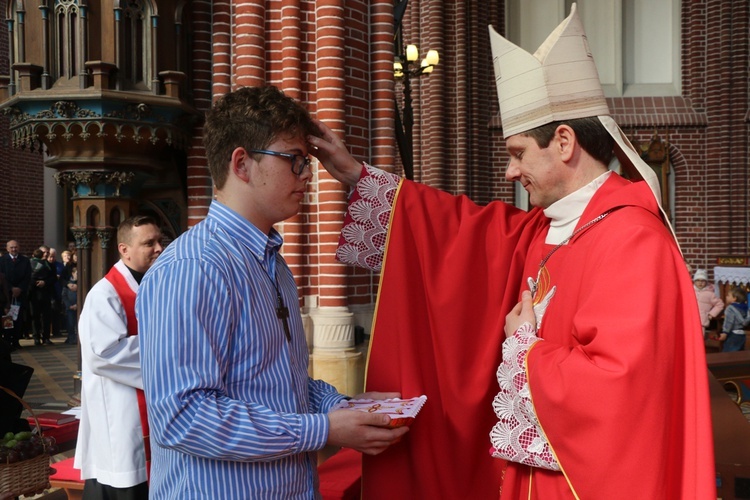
[{"x1": 276, "y1": 297, "x2": 291, "y2": 342}]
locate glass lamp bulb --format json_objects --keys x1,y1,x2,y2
[
  {"x1": 406, "y1": 44, "x2": 419, "y2": 62},
  {"x1": 393, "y1": 61, "x2": 404, "y2": 78},
  {"x1": 425, "y1": 50, "x2": 439, "y2": 66}
]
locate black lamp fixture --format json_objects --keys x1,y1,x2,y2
[{"x1": 393, "y1": 2, "x2": 439, "y2": 180}]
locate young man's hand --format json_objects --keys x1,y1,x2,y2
[{"x1": 327, "y1": 408, "x2": 409, "y2": 455}]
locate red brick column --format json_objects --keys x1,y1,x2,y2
[
  {"x1": 342, "y1": 0, "x2": 395, "y2": 314},
  {"x1": 308, "y1": 0, "x2": 363, "y2": 394},
  {"x1": 314, "y1": 0, "x2": 348, "y2": 310},
  {"x1": 371, "y1": 0, "x2": 396, "y2": 172},
  {"x1": 280, "y1": 0, "x2": 303, "y2": 96},
  {"x1": 186, "y1": 0, "x2": 217, "y2": 227},
  {"x1": 277, "y1": 0, "x2": 309, "y2": 313},
  {"x1": 234, "y1": 1, "x2": 266, "y2": 88},
  {"x1": 211, "y1": 1, "x2": 232, "y2": 97}
]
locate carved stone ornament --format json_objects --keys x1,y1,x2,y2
[
  {"x1": 96, "y1": 228, "x2": 116, "y2": 249},
  {"x1": 71, "y1": 227, "x2": 93, "y2": 249},
  {"x1": 54, "y1": 170, "x2": 135, "y2": 197},
  {"x1": 0, "y1": 100, "x2": 192, "y2": 151},
  {"x1": 104, "y1": 171, "x2": 136, "y2": 197}
]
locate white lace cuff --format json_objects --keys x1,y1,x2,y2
[
  {"x1": 335, "y1": 163, "x2": 400, "y2": 271},
  {"x1": 489, "y1": 322, "x2": 560, "y2": 471}
]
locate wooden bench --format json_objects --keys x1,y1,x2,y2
[
  {"x1": 707, "y1": 350, "x2": 750, "y2": 402},
  {"x1": 708, "y1": 370, "x2": 750, "y2": 500}
]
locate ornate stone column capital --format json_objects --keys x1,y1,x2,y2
[
  {"x1": 70, "y1": 227, "x2": 94, "y2": 249},
  {"x1": 95, "y1": 227, "x2": 116, "y2": 249}
]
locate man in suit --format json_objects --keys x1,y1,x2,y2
[{"x1": 0, "y1": 240, "x2": 32, "y2": 350}]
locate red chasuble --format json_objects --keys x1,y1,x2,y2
[
  {"x1": 361, "y1": 174, "x2": 714, "y2": 499},
  {"x1": 361, "y1": 179, "x2": 548, "y2": 499}
]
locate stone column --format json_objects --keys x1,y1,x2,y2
[
  {"x1": 310, "y1": 307, "x2": 363, "y2": 396},
  {"x1": 70, "y1": 227, "x2": 93, "y2": 395},
  {"x1": 95, "y1": 227, "x2": 116, "y2": 277},
  {"x1": 309, "y1": 0, "x2": 362, "y2": 396}
]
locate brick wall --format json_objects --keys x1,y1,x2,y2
[
  {"x1": 185, "y1": 0, "x2": 214, "y2": 228},
  {"x1": 0, "y1": 0, "x2": 44, "y2": 254},
  {"x1": 188, "y1": 0, "x2": 750, "y2": 315}
]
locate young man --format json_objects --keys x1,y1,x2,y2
[
  {"x1": 136, "y1": 86, "x2": 407, "y2": 498},
  {"x1": 309, "y1": 4, "x2": 714, "y2": 499},
  {"x1": 75, "y1": 215, "x2": 163, "y2": 499}
]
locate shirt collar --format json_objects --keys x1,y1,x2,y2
[
  {"x1": 543, "y1": 171, "x2": 611, "y2": 245},
  {"x1": 207, "y1": 201, "x2": 284, "y2": 266}
]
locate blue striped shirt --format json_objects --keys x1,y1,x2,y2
[{"x1": 137, "y1": 201, "x2": 345, "y2": 499}]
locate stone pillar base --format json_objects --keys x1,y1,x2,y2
[
  {"x1": 301, "y1": 312, "x2": 314, "y2": 353},
  {"x1": 309, "y1": 306, "x2": 363, "y2": 395},
  {"x1": 310, "y1": 348, "x2": 363, "y2": 396}
]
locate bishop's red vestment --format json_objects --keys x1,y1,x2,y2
[{"x1": 337, "y1": 165, "x2": 714, "y2": 499}]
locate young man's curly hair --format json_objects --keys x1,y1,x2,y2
[{"x1": 203, "y1": 86, "x2": 320, "y2": 189}]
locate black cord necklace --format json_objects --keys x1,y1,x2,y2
[
  {"x1": 529, "y1": 208, "x2": 618, "y2": 304},
  {"x1": 271, "y1": 274, "x2": 292, "y2": 343},
  {"x1": 254, "y1": 256, "x2": 292, "y2": 343}
]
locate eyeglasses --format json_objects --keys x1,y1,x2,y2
[{"x1": 251, "y1": 149, "x2": 312, "y2": 176}]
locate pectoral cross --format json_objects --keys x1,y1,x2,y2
[{"x1": 276, "y1": 292, "x2": 291, "y2": 342}]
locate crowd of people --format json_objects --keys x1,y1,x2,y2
[
  {"x1": 0, "y1": 240, "x2": 78, "y2": 351},
  {"x1": 692, "y1": 268, "x2": 750, "y2": 352}
]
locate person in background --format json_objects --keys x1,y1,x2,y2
[
  {"x1": 693, "y1": 268, "x2": 724, "y2": 339},
  {"x1": 47, "y1": 247, "x2": 65, "y2": 338},
  {"x1": 308, "y1": 4, "x2": 714, "y2": 498},
  {"x1": 0, "y1": 266, "x2": 10, "y2": 328},
  {"x1": 0, "y1": 240, "x2": 31, "y2": 351},
  {"x1": 29, "y1": 247, "x2": 55, "y2": 345},
  {"x1": 61, "y1": 267, "x2": 78, "y2": 345},
  {"x1": 74, "y1": 215, "x2": 164, "y2": 499},
  {"x1": 136, "y1": 85, "x2": 408, "y2": 498},
  {"x1": 60, "y1": 250, "x2": 75, "y2": 285},
  {"x1": 720, "y1": 286, "x2": 750, "y2": 352}
]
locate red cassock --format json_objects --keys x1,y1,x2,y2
[{"x1": 357, "y1": 173, "x2": 714, "y2": 499}]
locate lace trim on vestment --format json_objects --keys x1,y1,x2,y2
[
  {"x1": 490, "y1": 322, "x2": 560, "y2": 471},
  {"x1": 335, "y1": 163, "x2": 400, "y2": 271}
]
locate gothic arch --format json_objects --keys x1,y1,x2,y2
[
  {"x1": 113, "y1": 0, "x2": 154, "y2": 90},
  {"x1": 86, "y1": 205, "x2": 100, "y2": 227},
  {"x1": 5, "y1": 0, "x2": 25, "y2": 19}
]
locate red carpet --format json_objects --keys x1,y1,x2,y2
[
  {"x1": 318, "y1": 448, "x2": 362, "y2": 500},
  {"x1": 49, "y1": 448, "x2": 363, "y2": 498}
]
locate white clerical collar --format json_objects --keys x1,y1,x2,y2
[{"x1": 543, "y1": 171, "x2": 612, "y2": 245}]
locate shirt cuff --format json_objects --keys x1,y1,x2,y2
[{"x1": 297, "y1": 413, "x2": 330, "y2": 452}]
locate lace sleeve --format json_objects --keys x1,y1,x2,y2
[
  {"x1": 489, "y1": 322, "x2": 560, "y2": 471},
  {"x1": 335, "y1": 163, "x2": 401, "y2": 271}
]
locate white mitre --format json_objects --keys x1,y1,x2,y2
[{"x1": 488, "y1": 3, "x2": 672, "y2": 232}]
